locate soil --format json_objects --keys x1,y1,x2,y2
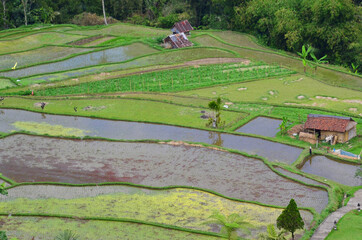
[
  {"x1": 288, "y1": 124, "x2": 304, "y2": 137},
  {"x1": 0, "y1": 134, "x2": 328, "y2": 212},
  {"x1": 69, "y1": 35, "x2": 104, "y2": 46}
]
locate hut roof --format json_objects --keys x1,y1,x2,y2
[
  {"x1": 304, "y1": 114, "x2": 356, "y2": 132},
  {"x1": 163, "y1": 33, "x2": 193, "y2": 48},
  {"x1": 172, "y1": 20, "x2": 194, "y2": 33}
]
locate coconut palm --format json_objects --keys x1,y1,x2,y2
[
  {"x1": 208, "y1": 97, "x2": 222, "y2": 128},
  {"x1": 101, "y1": 0, "x2": 107, "y2": 25},
  {"x1": 297, "y1": 45, "x2": 312, "y2": 73},
  {"x1": 204, "y1": 210, "x2": 252, "y2": 240}
]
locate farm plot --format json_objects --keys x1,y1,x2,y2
[
  {"x1": 66, "y1": 23, "x2": 169, "y2": 37},
  {"x1": 0, "y1": 186, "x2": 313, "y2": 238},
  {"x1": 0, "y1": 46, "x2": 93, "y2": 70},
  {"x1": 1, "y1": 43, "x2": 158, "y2": 79},
  {"x1": 0, "y1": 216, "x2": 219, "y2": 240},
  {"x1": 178, "y1": 75, "x2": 362, "y2": 114},
  {"x1": 0, "y1": 135, "x2": 328, "y2": 212},
  {"x1": 193, "y1": 34, "x2": 362, "y2": 90},
  {"x1": 0, "y1": 78, "x2": 15, "y2": 89},
  {"x1": 3, "y1": 48, "x2": 234, "y2": 87},
  {"x1": 0, "y1": 32, "x2": 83, "y2": 55},
  {"x1": 35, "y1": 62, "x2": 295, "y2": 96}
]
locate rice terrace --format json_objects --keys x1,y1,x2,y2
[{"x1": 0, "y1": 22, "x2": 361, "y2": 240}]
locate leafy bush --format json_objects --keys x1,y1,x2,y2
[
  {"x1": 156, "y1": 14, "x2": 179, "y2": 28},
  {"x1": 72, "y1": 12, "x2": 118, "y2": 26}
]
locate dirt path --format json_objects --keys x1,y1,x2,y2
[{"x1": 310, "y1": 189, "x2": 362, "y2": 240}]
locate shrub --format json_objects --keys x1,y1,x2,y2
[
  {"x1": 72, "y1": 12, "x2": 118, "y2": 26},
  {"x1": 156, "y1": 14, "x2": 179, "y2": 28}
]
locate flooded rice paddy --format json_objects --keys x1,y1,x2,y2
[
  {"x1": 300, "y1": 156, "x2": 362, "y2": 186},
  {"x1": 0, "y1": 134, "x2": 327, "y2": 212},
  {"x1": 0, "y1": 109, "x2": 302, "y2": 163},
  {"x1": 236, "y1": 117, "x2": 282, "y2": 137},
  {"x1": 0, "y1": 43, "x2": 157, "y2": 78}
]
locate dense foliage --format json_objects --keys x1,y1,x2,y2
[{"x1": 0, "y1": 0, "x2": 361, "y2": 70}]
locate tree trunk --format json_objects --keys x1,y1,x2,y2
[
  {"x1": 101, "y1": 0, "x2": 107, "y2": 25},
  {"x1": 292, "y1": 231, "x2": 294, "y2": 240},
  {"x1": 21, "y1": 0, "x2": 28, "y2": 26},
  {"x1": 1, "y1": 0, "x2": 7, "y2": 29}
]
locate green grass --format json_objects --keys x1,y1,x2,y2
[
  {"x1": 192, "y1": 34, "x2": 362, "y2": 90},
  {"x1": 1, "y1": 216, "x2": 221, "y2": 240},
  {"x1": 325, "y1": 210, "x2": 362, "y2": 240},
  {"x1": 1, "y1": 97, "x2": 244, "y2": 130},
  {"x1": 0, "y1": 47, "x2": 235, "y2": 88},
  {"x1": 177, "y1": 74, "x2": 361, "y2": 114},
  {"x1": 0, "y1": 32, "x2": 83, "y2": 55},
  {"x1": 34, "y1": 62, "x2": 295, "y2": 96},
  {"x1": 66, "y1": 23, "x2": 170, "y2": 37},
  {"x1": 0, "y1": 78, "x2": 15, "y2": 89}
]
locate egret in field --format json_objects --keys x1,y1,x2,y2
[{"x1": 12, "y1": 62, "x2": 17, "y2": 70}]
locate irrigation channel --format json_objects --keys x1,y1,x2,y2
[
  {"x1": 0, "y1": 109, "x2": 302, "y2": 164},
  {"x1": 0, "y1": 43, "x2": 152, "y2": 78}
]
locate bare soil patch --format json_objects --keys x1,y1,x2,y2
[{"x1": 69, "y1": 35, "x2": 104, "y2": 46}]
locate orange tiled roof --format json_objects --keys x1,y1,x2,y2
[{"x1": 304, "y1": 114, "x2": 355, "y2": 132}]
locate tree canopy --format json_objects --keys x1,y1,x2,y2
[{"x1": 276, "y1": 199, "x2": 304, "y2": 240}]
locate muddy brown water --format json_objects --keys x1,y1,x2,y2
[
  {"x1": 0, "y1": 44, "x2": 148, "y2": 78},
  {"x1": 0, "y1": 134, "x2": 328, "y2": 212},
  {"x1": 0, "y1": 109, "x2": 303, "y2": 164},
  {"x1": 235, "y1": 117, "x2": 282, "y2": 137},
  {"x1": 300, "y1": 156, "x2": 362, "y2": 186}
]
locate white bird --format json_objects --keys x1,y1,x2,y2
[{"x1": 12, "y1": 62, "x2": 17, "y2": 70}]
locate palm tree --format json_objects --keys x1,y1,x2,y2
[
  {"x1": 54, "y1": 230, "x2": 79, "y2": 240},
  {"x1": 310, "y1": 53, "x2": 327, "y2": 73},
  {"x1": 351, "y1": 63, "x2": 359, "y2": 74},
  {"x1": 258, "y1": 224, "x2": 286, "y2": 240},
  {"x1": 101, "y1": 0, "x2": 107, "y2": 25},
  {"x1": 208, "y1": 97, "x2": 222, "y2": 128},
  {"x1": 297, "y1": 45, "x2": 312, "y2": 73},
  {"x1": 204, "y1": 210, "x2": 252, "y2": 240}
]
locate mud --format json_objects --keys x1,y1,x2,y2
[{"x1": 0, "y1": 134, "x2": 328, "y2": 212}]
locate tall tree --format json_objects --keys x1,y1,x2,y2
[
  {"x1": 276, "y1": 199, "x2": 304, "y2": 240},
  {"x1": 101, "y1": 0, "x2": 107, "y2": 25},
  {"x1": 1, "y1": 0, "x2": 7, "y2": 29},
  {"x1": 21, "y1": 0, "x2": 28, "y2": 26}
]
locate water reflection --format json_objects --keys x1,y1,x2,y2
[
  {"x1": 0, "y1": 109, "x2": 303, "y2": 163},
  {"x1": 300, "y1": 155, "x2": 362, "y2": 186},
  {"x1": 236, "y1": 117, "x2": 282, "y2": 137}
]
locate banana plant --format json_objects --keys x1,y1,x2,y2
[
  {"x1": 310, "y1": 53, "x2": 327, "y2": 73},
  {"x1": 297, "y1": 45, "x2": 312, "y2": 73},
  {"x1": 351, "y1": 63, "x2": 359, "y2": 74}
]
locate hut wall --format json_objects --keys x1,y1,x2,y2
[
  {"x1": 347, "y1": 126, "x2": 357, "y2": 141},
  {"x1": 320, "y1": 131, "x2": 347, "y2": 143}
]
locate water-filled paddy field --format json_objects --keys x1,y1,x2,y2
[
  {"x1": 0, "y1": 109, "x2": 302, "y2": 163},
  {"x1": 236, "y1": 117, "x2": 282, "y2": 137},
  {"x1": 0, "y1": 43, "x2": 157, "y2": 78},
  {"x1": 0, "y1": 134, "x2": 327, "y2": 212},
  {"x1": 300, "y1": 156, "x2": 362, "y2": 186}
]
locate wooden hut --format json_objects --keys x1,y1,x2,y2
[
  {"x1": 163, "y1": 33, "x2": 193, "y2": 49},
  {"x1": 304, "y1": 114, "x2": 357, "y2": 143},
  {"x1": 171, "y1": 20, "x2": 194, "y2": 35}
]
